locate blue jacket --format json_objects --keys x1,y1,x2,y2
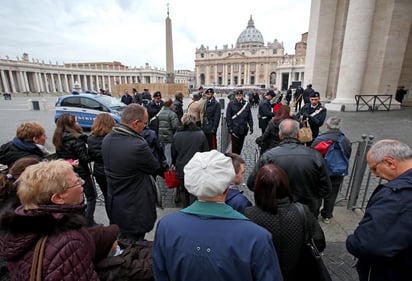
[
  {"x1": 346, "y1": 168, "x2": 412, "y2": 281},
  {"x1": 225, "y1": 185, "x2": 252, "y2": 214},
  {"x1": 153, "y1": 201, "x2": 283, "y2": 281},
  {"x1": 226, "y1": 99, "x2": 253, "y2": 136}
]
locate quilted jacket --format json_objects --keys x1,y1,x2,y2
[{"x1": 0, "y1": 204, "x2": 99, "y2": 281}]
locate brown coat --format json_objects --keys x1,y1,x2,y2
[{"x1": 187, "y1": 99, "x2": 206, "y2": 124}]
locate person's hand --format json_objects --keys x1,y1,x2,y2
[{"x1": 71, "y1": 159, "x2": 79, "y2": 167}]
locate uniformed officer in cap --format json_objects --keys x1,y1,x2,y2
[
  {"x1": 295, "y1": 91, "x2": 327, "y2": 144},
  {"x1": 201, "y1": 88, "x2": 221, "y2": 150},
  {"x1": 226, "y1": 90, "x2": 253, "y2": 154}
]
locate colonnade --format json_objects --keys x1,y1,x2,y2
[{"x1": 0, "y1": 58, "x2": 194, "y2": 94}]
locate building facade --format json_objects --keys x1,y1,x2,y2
[
  {"x1": 305, "y1": 0, "x2": 412, "y2": 109},
  {"x1": 195, "y1": 16, "x2": 307, "y2": 91},
  {"x1": 0, "y1": 53, "x2": 194, "y2": 95}
]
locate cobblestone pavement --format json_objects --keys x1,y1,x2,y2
[{"x1": 1, "y1": 95, "x2": 411, "y2": 281}]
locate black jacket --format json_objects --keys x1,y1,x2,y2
[
  {"x1": 245, "y1": 199, "x2": 326, "y2": 281},
  {"x1": 102, "y1": 124, "x2": 160, "y2": 235},
  {"x1": 202, "y1": 97, "x2": 221, "y2": 134},
  {"x1": 172, "y1": 124, "x2": 209, "y2": 179},
  {"x1": 226, "y1": 99, "x2": 253, "y2": 136},
  {"x1": 173, "y1": 98, "x2": 184, "y2": 123},
  {"x1": 247, "y1": 138, "x2": 331, "y2": 215},
  {"x1": 87, "y1": 135, "x2": 105, "y2": 177},
  {"x1": 55, "y1": 132, "x2": 91, "y2": 177},
  {"x1": 0, "y1": 138, "x2": 44, "y2": 167},
  {"x1": 295, "y1": 102, "x2": 327, "y2": 139},
  {"x1": 258, "y1": 99, "x2": 274, "y2": 130}
]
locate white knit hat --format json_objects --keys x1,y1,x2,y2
[{"x1": 184, "y1": 150, "x2": 235, "y2": 197}]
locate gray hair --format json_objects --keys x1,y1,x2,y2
[
  {"x1": 325, "y1": 116, "x2": 341, "y2": 129},
  {"x1": 369, "y1": 139, "x2": 412, "y2": 162},
  {"x1": 181, "y1": 113, "x2": 196, "y2": 125},
  {"x1": 279, "y1": 119, "x2": 299, "y2": 138},
  {"x1": 121, "y1": 104, "x2": 146, "y2": 125}
]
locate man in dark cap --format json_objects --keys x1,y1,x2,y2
[
  {"x1": 303, "y1": 84, "x2": 315, "y2": 105},
  {"x1": 198, "y1": 86, "x2": 204, "y2": 99},
  {"x1": 142, "y1": 89, "x2": 152, "y2": 107},
  {"x1": 295, "y1": 91, "x2": 327, "y2": 145},
  {"x1": 147, "y1": 91, "x2": 164, "y2": 135},
  {"x1": 201, "y1": 88, "x2": 221, "y2": 150},
  {"x1": 257, "y1": 90, "x2": 275, "y2": 134},
  {"x1": 226, "y1": 90, "x2": 253, "y2": 154}
]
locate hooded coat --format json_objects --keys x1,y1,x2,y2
[
  {"x1": 0, "y1": 204, "x2": 99, "y2": 281},
  {"x1": 0, "y1": 138, "x2": 44, "y2": 167}
]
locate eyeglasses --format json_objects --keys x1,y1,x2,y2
[
  {"x1": 63, "y1": 174, "x2": 85, "y2": 191},
  {"x1": 369, "y1": 161, "x2": 383, "y2": 173},
  {"x1": 136, "y1": 119, "x2": 148, "y2": 125}
]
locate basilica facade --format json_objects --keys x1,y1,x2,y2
[{"x1": 195, "y1": 16, "x2": 307, "y2": 91}]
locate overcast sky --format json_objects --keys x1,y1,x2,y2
[{"x1": 0, "y1": 0, "x2": 311, "y2": 70}]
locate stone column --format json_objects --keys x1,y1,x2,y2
[
  {"x1": 334, "y1": 0, "x2": 376, "y2": 105},
  {"x1": 108, "y1": 76, "x2": 112, "y2": 92},
  {"x1": 18, "y1": 71, "x2": 26, "y2": 92},
  {"x1": 0, "y1": 70, "x2": 9, "y2": 93},
  {"x1": 34, "y1": 72, "x2": 40, "y2": 92},
  {"x1": 9, "y1": 71, "x2": 16, "y2": 93},
  {"x1": 64, "y1": 74, "x2": 69, "y2": 93},
  {"x1": 24, "y1": 72, "x2": 30, "y2": 92},
  {"x1": 96, "y1": 75, "x2": 99, "y2": 90},
  {"x1": 83, "y1": 75, "x2": 87, "y2": 91},
  {"x1": 51, "y1": 73, "x2": 56, "y2": 93},
  {"x1": 58, "y1": 74, "x2": 63, "y2": 92},
  {"x1": 71, "y1": 74, "x2": 75, "y2": 90}
]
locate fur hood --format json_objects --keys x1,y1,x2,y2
[{"x1": 0, "y1": 204, "x2": 86, "y2": 260}]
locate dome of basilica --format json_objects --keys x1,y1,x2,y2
[{"x1": 236, "y1": 15, "x2": 264, "y2": 48}]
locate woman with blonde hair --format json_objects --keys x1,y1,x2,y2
[
  {"x1": 88, "y1": 113, "x2": 116, "y2": 217},
  {"x1": 0, "y1": 160, "x2": 118, "y2": 280}
]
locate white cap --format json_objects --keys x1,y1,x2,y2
[{"x1": 184, "y1": 150, "x2": 235, "y2": 197}]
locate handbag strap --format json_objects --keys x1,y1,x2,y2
[
  {"x1": 294, "y1": 203, "x2": 310, "y2": 243},
  {"x1": 30, "y1": 235, "x2": 48, "y2": 281}
]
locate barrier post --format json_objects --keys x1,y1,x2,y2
[{"x1": 347, "y1": 135, "x2": 374, "y2": 209}]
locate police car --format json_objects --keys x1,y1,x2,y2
[{"x1": 55, "y1": 94, "x2": 126, "y2": 129}]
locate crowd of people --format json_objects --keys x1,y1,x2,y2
[{"x1": 0, "y1": 85, "x2": 411, "y2": 281}]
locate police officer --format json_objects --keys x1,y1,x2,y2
[
  {"x1": 258, "y1": 90, "x2": 275, "y2": 134},
  {"x1": 226, "y1": 90, "x2": 253, "y2": 154}
]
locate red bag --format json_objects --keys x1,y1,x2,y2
[
  {"x1": 164, "y1": 169, "x2": 180, "y2": 188},
  {"x1": 314, "y1": 140, "x2": 333, "y2": 156}
]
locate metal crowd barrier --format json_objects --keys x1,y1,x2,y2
[
  {"x1": 343, "y1": 135, "x2": 384, "y2": 211},
  {"x1": 355, "y1": 95, "x2": 392, "y2": 112}
]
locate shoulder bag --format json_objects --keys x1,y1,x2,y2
[
  {"x1": 295, "y1": 203, "x2": 332, "y2": 281},
  {"x1": 30, "y1": 235, "x2": 48, "y2": 281},
  {"x1": 298, "y1": 118, "x2": 313, "y2": 143}
]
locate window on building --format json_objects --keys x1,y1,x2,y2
[
  {"x1": 201, "y1": 53, "x2": 204, "y2": 58},
  {"x1": 234, "y1": 76, "x2": 238, "y2": 85},
  {"x1": 218, "y1": 77, "x2": 222, "y2": 85},
  {"x1": 250, "y1": 76, "x2": 255, "y2": 85}
]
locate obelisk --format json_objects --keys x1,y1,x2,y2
[{"x1": 165, "y1": 3, "x2": 175, "y2": 83}]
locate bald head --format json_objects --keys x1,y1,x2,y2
[{"x1": 279, "y1": 119, "x2": 299, "y2": 139}]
